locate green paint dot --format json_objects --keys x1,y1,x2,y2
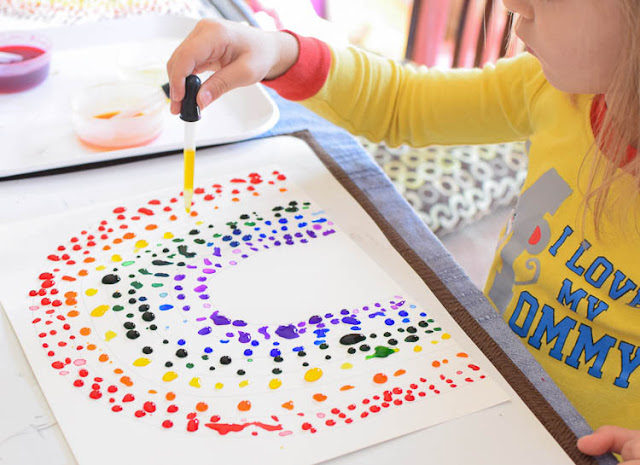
[
  {"x1": 138, "y1": 268, "x2": 151, "y2": 275},
  {"x1": 201, "y1": 355, "x2": 209, "y2": 360},
  {"x1": 131, "y1": 281, "x2": 143, "y2": 289},
  {"x1": 186, "y1": 363, "x2": 194, "y2": 369},
  {"x1": 172, "y1": 238, "x2": 184, "y2": 243},
  {"x1": 248, "y1": 358, "x2": 253, "y2": 362},
  {"x1": 113, "y1": 305, "x2": 124, "y2": 312},
  {"x1": 365, "y1": 346, "x2": 396, "y2": 360},
  {"x1": 122, "y1": 261, "x2": 135, "y2": 266},
  {"x1": 434, "y1": 327, "x2": 442, "y2": 331},
  {"x1": 244, "y1": 222, "x2": 256, "y2": 227},
  {"x1": 151, "y1": 283, "x2": 163, "y2": 288}
]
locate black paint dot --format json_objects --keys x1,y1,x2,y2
[
  {"x1": 139, "y1": 304, "x2": 150, "y2": 312},
  {"x1": 237, "y1": 369, "x2": 246, "y2": 375},
  {"x1": 347, "y1": 348, "x2": 356, "y2": 354},
  {"x1": 220, "y1": 356, "x2": 232, "y2": 365},
  {"x1": 112, "y1": 292, "x2": 122, "y2": 298},
  {"x1": 397, "y1": 328, "x2": 405, "y2": 333},
  {"x1": 419, "y1": 321, "x2": 429, "y2": 328},
  {"x1": 325, "y1": 355, "x2": 331, "y2": 360},
  {"x1": 302, "y1": 362, "x2": 309, "y2": 367},
  {"x1": 272, "y1": 368, "x2": 282, "y2": 375},
  {"x1": 124, "y1": 322, "x2": 135, "y2": 329},
  {"x1": 165, "y1": 361, "x2": 173, "y2": 367},
  {"x1": 102, "y1": 274, "x2": 120, "y2": 285},
  {"x1": 319, "y1": 343, "x2": 329, "y2": 350},
  {"x1": 128, "y1": 298, "x2": 136, "y2": 304},
  {"x1": 359, "y1": 344, "x2": 371, "y2": 352},
  {"x1": 142, "y1": 312, "x2": 155, "y2": 322},
  {"x1": 274, "y1": 356, "x2": 283, "y2": 363},
  {"x1": 384, "y1": 332, "x2": 392, "y2": 337},
  {"x1": 176, "y1": 349, "x2": 188, "y2": 358},
  {"x1": 407, "y1": 326, "x2": 417, "y2": 333},
  {"x1": 142, "y1": 346, "x2": 153, "y2": 354},
  {"x1": 297, "y1": 351, "x2": 306, "y2": 357},
  {"x1": 163, "y1": 339, "x2": 169, "y2": 344},
  {"x1": 388, "y1": 339, "x2": 398, "y2": 346},
  {"x1": 405, "y1": 335, "x2": 420, "y2": 343},
  {"x1": 149, "y1": 324, "x2": 157, "y2": 330},
  {"x1": 339, "y1": 333, "x2": 366, "y2": 346},
  {"x1": 369, "y1": 333, "x2": 377, "y2": 338},
  {"x1": 126, "y1": 330, "x2": 140, "y2": 339}
]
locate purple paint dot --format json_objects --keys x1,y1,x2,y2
[
  {"x1": 196, "y1": 317, "x2": 207, "y2": 321},
  {"x1": 186, "y1": 265, "x2": 197, "y2": 269},
  {"x1": 238, "y1": 331, "x2": 251, "y2": 343},
  {"x1": 174, "y1": 274, "x2": 185, "y2": 281},
  {"x1": 226, "y1": 332, "x2": 234, "y2": 337},
  {"x1": 198, "y1": 327, "x2": 212, "y2": 335},
  {"x1": 211, "y1": 312, "x2": 231, "y2": 325},
  {"x1": 177, "y1": 294, "x2": 185, "y2": 300},
  {"x1": 203, "y1": 269, "x2": 215, "y2": 274},
  {"x1": 182, "y1": 305, "x2": 191, "y2": 311},
  {"x1": 330, "y1": 318, "x2": 339, "y2": 325},
  {"x1": 313, "y1": 224, "x2": 322, "y2": 230},
  {"x1": 194, "y1": 284, "x2": 208, "y2": 293},
  {"x1": 232, "y1": 320, "x2": 247, "y2": 327},
  {"x1": 199, "y1": 294, "x2": 210, "y2": 300},
  {"x1": 174, "y1": 285, "x2": 183, "y2": 290},
  {"x1": 275, "y1": 324, "x2": 299, "y2": 339},
  {"x1": 204, "y1": 258, "x2": 212, "y2": 265},
  {"x1": 197, "y1": 276, "x2": 207, "y2": 282}
]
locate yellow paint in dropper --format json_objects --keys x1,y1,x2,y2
[{"x1": 179, "y1": 75, "x2": 202, "y2": 213}]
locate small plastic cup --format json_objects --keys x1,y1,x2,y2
[
  {"x1": 71, "y1": 81, "x2": 167, "y2": 150},
  {"x1": 0, "y1": 31, "x2": 52, "y2": 93}
]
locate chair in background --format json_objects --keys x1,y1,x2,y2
[{"x1": 406, "y1": 0, "x2": 518, "y2": 68}]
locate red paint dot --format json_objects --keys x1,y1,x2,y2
[
  {"x1": 73, "y1": 380, "x2": 84, "y2": 387},
  {"x1": 187, "y1": 419, "x2": 199, "y2": 432},
  {"x1": 162, "y1": 420, "x2": 173, "y2": 429},
  {"x1": 167, "y1": 405, "x2": 178, "y2": 413},
  {"x1": 89, "y1": 390, "x2": 102, "y2": 400},
  {"x1": 111, "y1": 405, "x2": 123, "y2": 412},
  {"x1": 134, "y1": 410, "x2": 146, "y2": 418},
  {"x1": 143, "y1": 401, "x2": 156, "y2": 413}
]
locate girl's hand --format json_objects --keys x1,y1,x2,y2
[
  {"x1": 578, "y1": 426, "x2": 640, "y2": 463},
  {"x1": 166, "y1": 19, "x2": 299, "y2": 114}
]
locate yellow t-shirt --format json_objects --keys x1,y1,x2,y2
[{"x1": 297, "y1": 46, "x2": 640, "y2": 430}]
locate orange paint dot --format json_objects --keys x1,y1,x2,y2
[
  {"x1": 196, "y1": 402, "x2": 208, "y2": 412},
  {"x1": 281, "y1": 401, "x2": 294, "y2": 410},
  {"x1": 145, "y1": 224, "x2": 158, "y2": 230},
  {"x1": 170, "y1": 215, "x2": 177, "y2": 221},
  {"x1": 123, "y1": 232, "x2": 135, "y2": 239},
  {"x1": 65, "y1": 298, "x2": 77, "y2": 306},
  {"x1": 120, "y1": 376, "x2": 133, "y2": 386},
  {"x1": 166, "y1": 392, "x2": 176, "y2": 401},
  {"x1": 79, "y1": 327, "x2": 91, "y2": 336},
  {"x1": 457, "y1": 352, "x2": 469, "y2": 358},
  {"x1": 78, "y1": 269, "x2": 88, "y2": 276},
  {"x1": 113, "y1": 238, "x2": 123, "y2": 244},
  {"x1": 373, "y1": 373, "x2": 388, "y2": 384},
  {"x1": 102, "y1": 245, "x2": 111, "y2": 251},
  {"x1": 237, "y1": 400, "x2": 251, "y2": 412},
  {"x1": 312, "y1": 393, "x2": 327, "y2": 402},
  {"x1": 279, "y1": 188, "x2": 287, "y2": 192},
  {"x1": 190, "y1": 211, "x2": 198, "y2": 217},
  {"x1": 65, "y1": 291, "x2": 77, "y2": 298},
  {"x1": 84, "y1": 257, "x2": 96, "y2": 263},
  {"x1": 394, "y1": 369, "x2": 406, "y2": 377},
  {"x1": 340, "y1": 385, "x2": 355, "y2": 391},
  {"x1": 148, "y1": 390, "x2": 157, "y2": 394},
  {"x1": 432, "y1": 361, "x2": 441, "y2": 368},
  {"x1": 86, "y1": 344, "x2": 96, "y2": 350},
  {"x1": 113, "y1": 368, "x2": 124, "y2": 374},
  {"x1": 98, "y1": 354, "x2": 109, "y2": 362},
  {"x1": 67, "y1": 311, "x2": 79, "y2": 318},
  {"x1": 252, "y1": 192, "x2": 259, "y2": 196},
  {"x1": 62, "y1": 276, "x2": 76, "y2": 282},
  {"x1": 231, "y1": 198, "x2": 239, "y2": 202}
]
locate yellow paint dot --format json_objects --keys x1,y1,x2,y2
[
  {"x1": 96, "y1": 265, "x2": 106, "y2": 271},
  {"x1": 111, "y1": 254, "x2": 122, "y2": 262},
  {"x1": 163, "y1": 232, "x2": 174, "y2": 239},
  {"x1": 133, "y1": 357, "x2": 151, "y2": 367},
  {"x1": 442, "y1": 333, "x2": 451, "y2": 340},
  {"x1": 214, "y1": 382, "x2": 224, "y2": 390},
  {"x1": 196, "y1": 220, "x2": 204, "y2": 225},
  {"x1": 90, "y1": 305, "x2": 109, "y2": 317},
  {"x1": 304, "y1": 367, "x2": 323, "y2": 382},
  {"x1": 431, "y1": 340, "x2": 439, "y2": 344},
  {"x1": 269, "y1": 378, "x2": 282, "y2": 389},
  {"x1": 189, "y1": 377, "x2": 201, "y2": 388},
  {"x1": 414, "y1": 345, "x2": 423, "y2": 352},
  {"x1": 162, "y1": 371, "x2": 178, "y2": 382},
  {"x1": 239, "y1": 380, "x2": 249, "y2": 388},
  {"x1": 105, "y1": 330, "x2": 116, "y2": 341},
  {"x1": 135, "y1": 240, "x2": 148, "y2": 249},
  {"x1": 340, "y1": 363, "x2": 353, "y2": 370},
  {"x1": 85, "y1": 288, "x2": 97, "y2": 296}
]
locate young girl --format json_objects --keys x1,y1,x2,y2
[{"x1": 167, "y1": 0, "x2": 640, "y2": 460}]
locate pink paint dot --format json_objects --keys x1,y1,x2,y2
[
  {"x1": 29, "y1": 306, "x2": 39, "y2": 311},
  {"x1": 316, "y1": 413, "x2": 325, "y2": 419},
  {"x1": 229, "y1": 261, "x2": 237, "y2": 266},
  {"x1": 279, "y1": 431, "x2": 293, "y2": 437},
  {"x1": 74, "y1": 359, "x2": 86, "y2": 366}
]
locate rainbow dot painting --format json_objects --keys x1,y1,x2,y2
[{"x1": 0, "y1": 136, "x2": 509, "y2": 465}]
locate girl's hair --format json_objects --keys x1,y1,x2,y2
[{"x1": 582, "y1": 0, "x2": 640, "y2": 238}]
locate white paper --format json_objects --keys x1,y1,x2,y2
[{"x1": 0, "y1": 136, "x2": 509, "y2": 465}]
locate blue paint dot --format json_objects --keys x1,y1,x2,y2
[
  {"x1": 402, "y1": 318, "x2": 411, "y2": 323},
  {"x1": 174, "y1": 285, "x2": 183, "y2": 290},
  {"x1": 242, "y1": 235, "x2": 252, "y2": 241},
  {"x1": 420, "y1": 312, "x2": 427, "y2": 317},
  {"x1": 178, "y1": 339, "x2": 186, "y2": 345},
  {"x1": 340, "y1": 309, "x2": 349, "y2": 315},
  {"x1": 278, "y1": 218, "x2": 288, "y2": 224},
  {"x1": 177, "y1": 294, "x2": 185, "y2": 300},
  {"x1": 222, "y1": 235, "x2": 232, "y2": 242},
  {"x1": 399, "y1": 311, "x2": 409, "y2": 317},
  {"x1": 293, "y1": 346, "x2": 304, "y2": 352},
  {"x1": 159, "y1": 292, "x2": 168, "y2": 298},
  {"x1": 230, "y1": 241, "x2": 240, "y2": 247},
  {"x1": 270, "y1": 348, "x2": 281, "y2": 357},
  {"x1": 159, "y1": 304, "x2": 174, "y2": 311},
  {"x1": 139, "y1": 296, "x2": 147, "y2": 301},
  {"x1": 233, "y1": 229, "x2": 241, "y2": 235},
  {"x1": 244, "y1": 349, "x2": 253, "y2": 356},
  {"x1": 220, "y1": 340, "x2": 230, "y2": 344},
  {"x1": 385, "y1": 318, "x2": 395, "y2": 326},
  {"x1": 204, "y1": 347, "x2": 213, "y2": 353},
  {"x1": 251, "y1": 340, "x2": 259, "y2": 346},
  {"x1": 281, "y1": 226, "x2": 288, "y2": 231},
  {"x1": 265, "y1": 220, "x2": 272, "y2": 225}
]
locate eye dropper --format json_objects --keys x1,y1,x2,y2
[{"x1": 180, "y1": 74, "x2": 201, "y2": 213}]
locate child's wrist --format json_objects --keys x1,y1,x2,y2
[{"x1": 265, "y1": 31, "x2": 300, "y2": 80}]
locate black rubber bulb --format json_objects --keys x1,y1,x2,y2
[{"x1": 180, "y1": 74, "x2": 201, "y2": 122}]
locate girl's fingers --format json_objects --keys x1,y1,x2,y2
[
  {"x1": 578, "y1": 426, "x2": 640, "y2": 457},
  {"x1": 196, "y1": 55, "x2": 263, "y2": 108}
]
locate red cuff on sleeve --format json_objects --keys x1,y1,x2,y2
[{"x1": 262, "y1": 30, "x2": 331, "y2": 101}]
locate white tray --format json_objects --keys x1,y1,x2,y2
[{"x1": 0, "y1": 15, "x2": 279, "y2": 178}]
